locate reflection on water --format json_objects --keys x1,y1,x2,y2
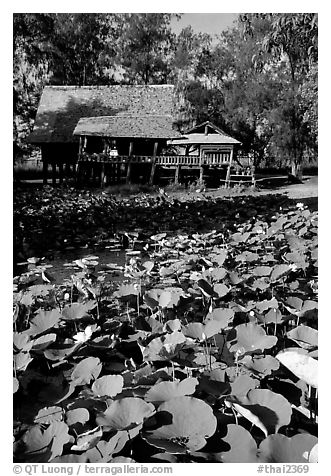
[{"x1": 15, "y1": 247, "x2": 129, "y2": 284}]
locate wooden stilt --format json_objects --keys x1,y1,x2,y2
[
  {"x1": 149, "y1": 141, "x2": 158, "y2": 185},
  {"x1": 199, "y1": 154, "x2": 203, "y2": 183},
  {"x1": 100, "y1": 163, "x2": 105, "y2": 187},
  {"x1": 65, "y1": 161, "x2": 71, "y2": 177},
  {"x1": 78, "y1": 137, "x2": 83, "y2": 157},
  {"x1": 51, "y1": 161, "x2": 57, "y2": 186},
  {"x1": 126, "y1": 161, "x2": 132, "y2": 184},
  {"x1": 174, "y1": 165, "x2": 180, "y2": 184},
  {"x1": 117, "y1": 164, "x2": 120, "y2": 183},
  {"x1": 43, "y1": 160, "x2": 48, "y2": 185},
  {"x1": 199, "y1": 166, "x2": 203, "y2": 183},
  {"x1": 225, "y1": 148, "x2": 234, "y2": 187},
  {"x1": 58, "y1": 162, "x2": 63, "y2": 184},
  {"x1": 126, "y1": 141, "x2": 134, "y2": 184}
]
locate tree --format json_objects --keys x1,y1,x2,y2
[
  {"x1": 239, "y1": 13, "x2": 318, "y2": 176},
  {"x1": 49, "y1": 14, "x2": 122, "y2": 85},
  {"x1": 13, "y1": 14, "x2": 55, "y2": 156},
  {"x1": 117, "y1": 14, "x2": 178, "y2": 84}
]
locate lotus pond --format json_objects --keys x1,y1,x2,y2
[{"x1": 13, "y1": 187, "x2": 318, "y2": 464}]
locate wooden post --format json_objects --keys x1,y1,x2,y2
[
  {"x1": 42, "y1": 160, "x2": 48, "y2": 185},
  {"x1": 225, "y1": 147, "x2": 234, "y2": 187},
  {"x1": 199, "y1": 151, "x2": 203, "y2": 183},
  {"x1": 65, "y1": 161, "x2": 71, "y2": 180},
  {"x1": 126, "y1": 141, "x2": 133, "y2": 184},
  {"x1": 51, "y1": 161, "x2": 57, "y2": 186},
  {"x1": 149, "y1": 141, "x2": 158, "y2": 185},
  {"x1": 174, "y1": 165, "x2": 180, "y2": 184},
  {"x1": 78, "y1": 137, "x2": 83, "y2": 157},
  {"x1": 59, "y1": 162, "x2": 63, "y2": 184},
  {"x1": 100, "y1": 162, "x2": 105, "y2": 187},
  {"x1": 42, "y1": 147, "x2": 48, "y2": 184}
]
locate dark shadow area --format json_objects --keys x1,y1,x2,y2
[{"x1": 13, "y1": 182, "x2": 317, "y2": 264}]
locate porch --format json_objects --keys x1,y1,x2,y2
[{"x1": 76, "y1": 151, "x2": 255, "y2": 187}]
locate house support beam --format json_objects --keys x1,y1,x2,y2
[
  {"x1": 51, "y1": 161, "x2": 57, "y2": 186},
  {"x1": 78, "y1": 137, "x2": 83, "y2": 158},
  {"x1": 199, "y1": 154, "x2": 203, "y2": 183},
  {"x1": 149, "y1": 141, "x2": 158, "y2": 185},
  {"x1": 126, "y1": 141, "x2": 134, "y2": 184},
  {"x1": 174, "y1": 165, "x2": 180, "y2": 184},
  {"x1": 225, "y1": 147, "x2": 234, "y2": 187},
  {"x1": 42, "y1": 160, "x2": 48, "y2": 185},
  {"x1": 58, "y1": 162, "x2": 63, "y2": 184},
  {"x1": 100, "y1": 163, "x2": 105, "y2": 187}
]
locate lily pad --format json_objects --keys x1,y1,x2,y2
[
  {"x1": 26, "y1": 309, "x2": 61, "y2": 336},
  {"x1": 230, "y1": 375, "x2": 259, "y2": 397},
  {"x1": 34, "y1": 406, "x2": 63, "y2": 424},
  {"x1": 206, "y1": 308, "x2": 234, "y2": 328},
  {"x1": 91, "y1": 375, "x2": 124, "y2": 397},
  {"x1": 145, "y1": 378, "x2": 198, "y2": 402},
  {"x1": 228, "y1": 323, "x2": 278, "y2": 354},
  {"x1": 71, "y1": 357, "x2": 102, "y2": 386},
  {"x1": 258, "y1": 433, "x2": 318, "y2": 463},
  {"x1": 241, "y1": 355, "x2": 280, "y2": 377},
  {"x1": 144, "y1": 396, "x2": 217, "y2": 453},
  {"x1": 286, "y1": 326, "x2": 318, "y2": 350},
  {"x1": 65, "y1": 408, "x2": 90, "y2": 427},
  {"x1": 61, "y1": 301, "x2": 97, "y2": 320},
  {"x1": 276, "y1": 349, "x2": 318, "y2": 388},
  {"x1": 220, "y1": 424, "x2": 258, "y2": 462},
  {"x1": 183, "y1": 320, "x2": 223, "y2": 340},
  {"x1": 96, "y1": 397, "x2": 155, "y2": 431},
  {"x1": 71, "y1": 426, "x2": 103, "y2": 452},
  {"x1": 228, "y1": 389, "x2": 292, "y2": 436}
]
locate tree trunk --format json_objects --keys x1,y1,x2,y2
[{"x1": 291, "y1": 161, "x2": 303, "y2": 181}]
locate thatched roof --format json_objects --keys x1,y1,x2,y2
[
  {"x1": 27, "y1": 85, "x2": 177, "y2": 144},
  {"x1": 73, "y1": 115, "x2": 181, "y2": 139},
  {"x1": 168, "y1": 120, "x2": 241, "y2": 146}
]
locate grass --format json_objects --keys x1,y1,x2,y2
[{"x1": 103, "y1": 183, "x2": 158, "y2": 196}]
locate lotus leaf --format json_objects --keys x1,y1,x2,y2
[
  {"x1": 71, "y1": 426, "x2": 103, "y2": 452},
  {"x1": 34, "y1": 406, "x2": 63, "y2": 424},
  {"x1": 26, "y1": 309, "x2": 61, "y2": 336},
  {"x1": 206, "y1": 307, "x2": 234, "y2": 328},
  {"x1": 66, "y1": 408, "x2": 90, "y2": 426},
  {"x1": 241, "y1": 355, "x2": 280, "y2": 377},
  {"x1": 258, "y1": 433, "x2": 318, "y2": 463},
  {"x1": 144, "y1": 396, "x2": 217, "y2": 453},
  {"x1": 228, "y1": 389, "x2": 292, "y2": 436},
  {"x1": 287, "y1": 325, "x2": 318, "y2": 350},
  {"x1": 276, "y1": 350, "x2": 318, "y2": 388},
  {"x1": 220, "y1": 424, "x2": 258, "y2": 462},
  {"x1": 61, "y1": 301, "x2": 97, "y2": 320},
  {"x1": 96, "y1": 397, "x2": 155, "y2": 431},
  {"x1": 71, "y1": 357, "x2": 102, "y2": 385},
  {"x1": 91, "y1": 375, "x2": 124, "y2": 397},
  {"x1": 228, "y1": 323, "x2": 278, "y2": 354},
  {"x1": 145, "y1": 377, "x2": 198, "y2": 402}
]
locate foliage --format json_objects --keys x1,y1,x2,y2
[
  {"x1": 14, "y1": 192, "x2": 318, "y2": 463},
  {"x1": 238, "y1": 13, "x2": 318, "y2": 173},
  {"x1": 117, "y1": 14, "x2": 178, "y2": 85}
]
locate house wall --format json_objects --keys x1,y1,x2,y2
[
  {"x1": 83, "y1": 137, "x2": 168, "y2": 157},
  {"x1": 41, "y1": 143, "x2": 79, "y2": 164}
]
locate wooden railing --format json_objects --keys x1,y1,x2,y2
[{"x1": 78, "y1": 153, "x2": 231, "y2": 167}]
